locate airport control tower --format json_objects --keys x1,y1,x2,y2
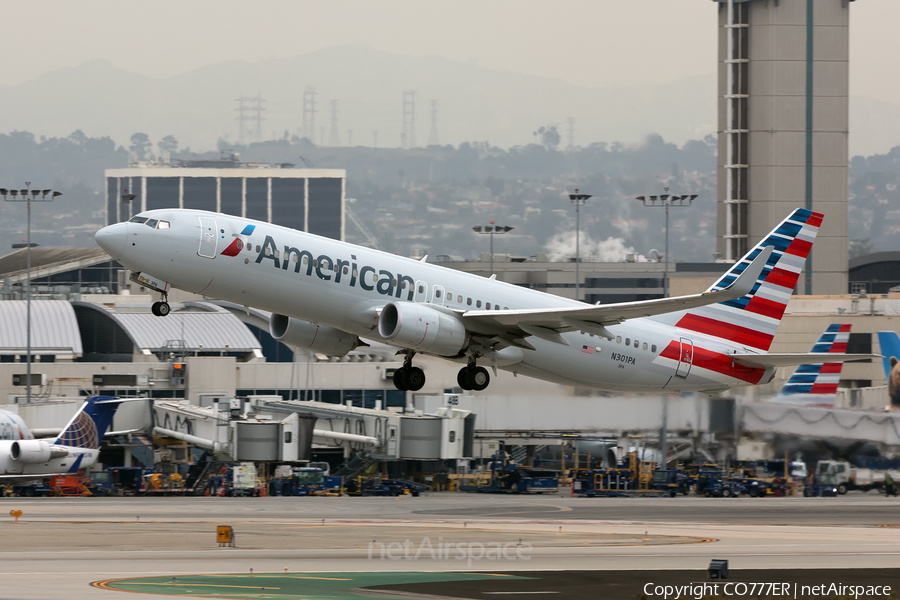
[{"x1": 715, "y1": 0, "x2": 853, "y2": 294}]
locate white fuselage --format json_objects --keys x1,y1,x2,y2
[
  {"x1": 98, "y1": 210, "x2": 774, "y2": 393},
  {"x1": 0, "y1": 410, "x2": 33, "y2": 441},
  {"x1": 0, "y1": 442, "x2": 99, "y2": 481}
]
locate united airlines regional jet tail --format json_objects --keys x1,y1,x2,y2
[
  {"x1": 771, "y1": 324, "x2": 852, "y2": 407},
  {"x1": 94, "y1": 207, "x2": 876, "y2": 394},
  {"x1": 0, "y1": 396, "x2": 124, "y2": 484}
]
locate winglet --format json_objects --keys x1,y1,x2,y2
[{"x1": 714, "y1": 245, "x2": 772, "y2": 299}]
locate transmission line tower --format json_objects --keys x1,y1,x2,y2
[
  {"x1": 251, "y1": 94, "x2": 266, "y2": 143},
  {"x1": 427, "y1": 99, "x2": 439, "y2": 146},
  {"x1": 235, "y1": 94, "x2": 266, "y2": 144},
  {"x1": 401, "y1": 90, "x2": 416, "y2": 149},
  {"x1": 235, "y1": 96, "x2": 248, "y2": 145},
  {"x1": 566, "y1": 117, "x2": 575, "y2": 150},
  {"x1": 302, "y1": 86, "x2": 317, "y2": 141},
  {"x1": 328, "y1": 100, "x2": 340, "y2": 146}
]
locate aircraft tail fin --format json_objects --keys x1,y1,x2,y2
[
  {"x1": 877, "y1": 331, "x2": 900, "y2": 407},
  {"x1": 53, "y1": 396, "x2": 123, "y2": 450},
  {"x1": 676, "y1": 208, "x2": 822, "y2": 352},
  {"x1": 772, "y1": 324, "x2": 851, "y2": 406}
]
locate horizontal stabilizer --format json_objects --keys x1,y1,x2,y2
[{"x1": 732, "y1": 353, "x2": 881, "y2": 369}]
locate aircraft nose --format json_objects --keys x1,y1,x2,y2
[{"x1": 95, "y1": 223, "x2": 128, "y2": 260}]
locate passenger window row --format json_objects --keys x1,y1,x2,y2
[
  {"x1": 434, "y1": 288, "x2": 507, "y2": 310},
  {"x1": 613, "y1": 335, "x2": 657, "y2": 354}
]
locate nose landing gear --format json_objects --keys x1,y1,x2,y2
[
  {"x1": 392, "y1": 351, "x2": 425, "y2": 392},
  {"x1": 151, "y1": 293, "x2": 171, "y2": 317}
]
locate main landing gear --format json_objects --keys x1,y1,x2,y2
[
  {"x1": 457, "y1": 361, "x2": 490, "y2": 392},
  {"x1": 393, "y1": 351, "x2": 425, "y2": 392},
  {"x1": 151, "y1": 293, "x2": 171, "y2": 317}
]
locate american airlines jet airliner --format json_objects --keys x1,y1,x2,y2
[{"x1": 94, "y1": 208, "x2": 873, "y2": 394}]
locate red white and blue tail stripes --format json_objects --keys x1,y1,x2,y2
[
  {"x1": 772, "y1": 324, "x2": 851, "y2": 407},
  {"x1": 675, "y1": 208, "x2": 823, "y2": 352}
]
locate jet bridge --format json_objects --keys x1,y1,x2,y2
[
  {"x1": 252, "y1": 397, "x2": 474, "y2": 460},
  {"x1": 151, "y1": 396, "x2": 474, "y2": 462}
]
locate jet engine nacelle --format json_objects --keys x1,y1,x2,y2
[
  {"x1": 11, "y1": 440, "x2": 68, "y2": 463},
  {"x1": 377, "y1": 302, "x2": 468, "y2": 356},
  {"x1": 269, "y1": 314, "x2": 361, "y2": 357}
]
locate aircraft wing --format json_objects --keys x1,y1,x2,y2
[
  {"x1": 731, "y1": 353, "x2": 882, "y2": 369},
  {"x1": 460, "y1": 246, "x2": 773, "y2": 346}
]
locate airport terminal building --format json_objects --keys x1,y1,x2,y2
[{"x1": 105, "y1": 163, "x2": 346, "y2": 241}]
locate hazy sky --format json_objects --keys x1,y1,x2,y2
[{"x1": 0, "y1": 1, "x2": 896, "y2": 99}]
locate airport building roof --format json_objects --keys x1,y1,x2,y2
[
  {"x1": 73, "y1": 301, "x2": 262, "y2": 355},
  {"x1": 0, "y1": 247, "x2": 112, "y2": 285},
  {"x1": 0, "y1": 300, "x2": 82, "y2": 356}
]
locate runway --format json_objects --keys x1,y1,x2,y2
[{"x1": 2, "y1": 493, "x2": 899, "y2": 599}]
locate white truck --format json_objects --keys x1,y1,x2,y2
[
  {"x1": 815, "y1": 460, "x2": 900, "y2": 495},
  {"x1": 232, "y1": 463, "x2": 258, "y2": 496}
]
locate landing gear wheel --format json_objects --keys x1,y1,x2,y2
[
  {"x1": 151, "y1": 302, "x2": 161, "y2": 316},
  {"x1": 157, "y1": 301, "x2": 170, "y2": 316},
  {"x1": 457, "y1": 368, "x2": 472, "y2": 391},
  {"x1": 405, "y1": 367, "x2": 426, "y2": 391},
  {"x1": 393, "y1": 367, "x2": 409, "y2": 391},
  {"x1": 466, "y1": 366, "x2": 490, "y2": 391}
]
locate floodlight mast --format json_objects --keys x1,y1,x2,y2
[
  {"x1": 0, "y1": 183, "x2": 62, "y2": 403},
  {"x1": 472, "y1": 220, "x2": 513, "y2": 278},
  {"x1": 568, "y1": 190, "x2": 591, "y2": 301},
  {"x1": 634, "y1": 189, "x2": 697, "y2": 298}
]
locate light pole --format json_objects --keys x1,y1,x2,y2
[
  {"x1": 472, "y1": 221, "x2": 513, "y2": 277},
  {"x1": 568, "y1": 189, "x2": 591, "y2": 301},
  {"x1": 0, "y1": 184, "x2": 62, "y2": 404},
  {"x1": 635, "y1": 190, "x2": 697, "y2": 298},
  {"x1": 122, "y1": 191, "x2": 137, "y2": 221},
  {"x1": 634, "y1": 189, "x2": 695, "y2": 470}
]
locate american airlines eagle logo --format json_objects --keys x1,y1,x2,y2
[{"x1": 220, "y1": 224, "x2": 255, "y2": 257}]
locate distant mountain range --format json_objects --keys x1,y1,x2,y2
[{"x1": 0, "y1": 44, "x2": 895, "y2": 156}]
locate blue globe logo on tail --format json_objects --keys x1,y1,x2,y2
[
  {"x1": 57, "y1": 411, "x2": 99, "y2": 449},
  {"x1": 54, "y1": 396, "x2": 123, "y2": 450}
]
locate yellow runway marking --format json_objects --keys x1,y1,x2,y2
[
  {"x1": 224, "y1": 575, "x2": 351, "y2": 581},
  {"x1": 125, "y1": 582, "x2": 281, "y2": 589}
]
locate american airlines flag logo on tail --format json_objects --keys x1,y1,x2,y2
[
  {"x1": 773, "y1": 324, "x2": 851, "y2": 407},
  {"x1": 674, "y1": 208, "x2": 823, "y2": 353}
]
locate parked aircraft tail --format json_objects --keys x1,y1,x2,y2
[
  {"x1": 676, "y1": 208, "x2": 822, "y2": 352},
  {"x1": 53, "y1": 396, "x2": 124, "y2": 450},
  {"x1": 877, "y1": 331, "x2": 900, "y2": 407},
  {"x1": 772, "y1": 324, "x2": 851, "y2": 406}
]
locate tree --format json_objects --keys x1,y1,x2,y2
[
  {"x1": 532, "y1": 126, "x2": 561, "y2": 151},
  {"x1": 484, "y1": 175, "x2": 505, "y2": 197},
  {"x1": 129, "y1": 133, "x2": 152, "y2": 161},
  {"x1": 158, "y1": 135, "x2": 178, "y2": 155}
]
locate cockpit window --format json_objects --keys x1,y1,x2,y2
[
  {"x1": 145, "y1": 219, "x2": 158, "y2": 229},
  {"x1": 129, "y1": 216, "x2": 148, "y2": 224},
  {"x1": 157, "y1": 220, "x2": 171, "y2": 229}
]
